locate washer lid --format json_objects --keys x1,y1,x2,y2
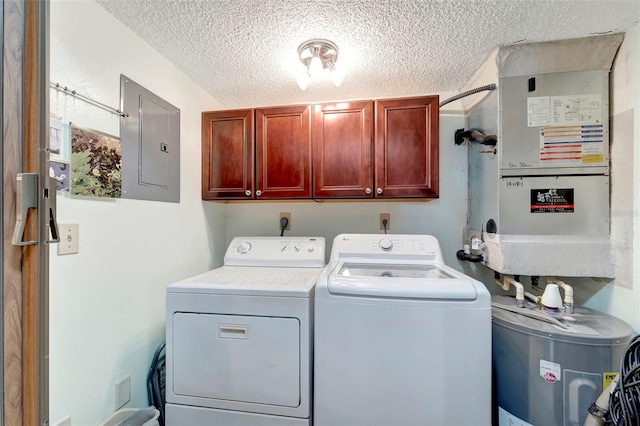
[
  {"x1": 167, "y1": 266, "x2": 323, "y2": 297},
  {"x1": 328, "y1": 262, "x2": 478, "y2": 300}
]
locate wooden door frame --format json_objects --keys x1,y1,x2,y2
[{"x1": 3, "y1": 0, "x2": 48, "y2": 424}]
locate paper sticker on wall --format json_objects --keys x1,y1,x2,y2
[
  {"x1": 540, "y1": 359, "x2": 561, "y2": 383},
  {"x1": 70, "y1": 123, "x2": 122, "y2": 198}
]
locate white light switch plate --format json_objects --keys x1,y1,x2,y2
[{"x1": 58, "y1": 224, "x2": 79, "y2": 255}]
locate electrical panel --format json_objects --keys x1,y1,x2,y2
[{"x1": 120, "y1": 75, "x2": 180, "y2": 203}]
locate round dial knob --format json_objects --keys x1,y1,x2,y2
[
  {"x1": 378, "y1": 239, "x2": 393, "y2": 251},
  {"x1": 237, "y1": 242, "x2": 252, "y2": 254},
  {"x1": 307, "y1": 245, "x2": 315, "y2": 252},
  {"x1": 293, "y1": 245, "x2": 301, "y2": 252}
]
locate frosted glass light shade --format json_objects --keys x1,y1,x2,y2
[
  {"x1": 297, "y1": 71, "x2": 310, "y2": 90},
  {"x1": 309, "y1": 56, "x2": 323, "y2": 77}
]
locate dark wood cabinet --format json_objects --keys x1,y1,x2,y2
[
  {"x1": 375, "y1": 96, "x2": 439, "y2": 198},
  {"x1": 256, "y1": 105, "x2": 311, "y2": 199},
  {"x1": 202, "y1": 96, "x2": 439, "y2": 201},
  {"x1": 202, "y1": 109, "x2": 254, "y2": 200},
  {"x1": 312, "y1": 101, "x2": 374, "y2": 198}
]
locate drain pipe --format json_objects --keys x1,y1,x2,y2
[
  {"x1": 496, "y1": 274, "x2": 525, "y2": 308},
  {"x1": 548, "y1": 277, "x2": 574, "y2": 314}
]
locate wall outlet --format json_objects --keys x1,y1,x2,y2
[
  {"x1": 380, "y1": 213, "x2": 391, "y2": 230},
  {"x1": 279, "y1": 212, "x2": 291, "y2": 230},
  {"x1": 58, "y1": 224, "x2": 79, "y2": 255},
  {"x1": 115, "y1": 375, "x2": 131, "y2": 410}
]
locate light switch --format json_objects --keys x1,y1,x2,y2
[{"x1": 58, "y1": 224, "x2": 79, "y2": 255}]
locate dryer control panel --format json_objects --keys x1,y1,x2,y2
[{"x1": 224, "y1": 236, "x2": 326, "y2": 267}]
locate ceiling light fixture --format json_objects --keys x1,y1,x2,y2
[{"x1": 296, "y1": 39, "x2": 343, "y2": 90}]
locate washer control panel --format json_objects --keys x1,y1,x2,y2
[
  {"x1": 225, "y1": 236, "x2": 326, "y2": 267},
  {"x1": 330, "y1": 234, "x2": 442, "y2": 262}
]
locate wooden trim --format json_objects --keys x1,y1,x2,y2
[
  {"x1": 23, "y1": 0, "x2": 40, "y2": 424},
  {"x1": 3, "y1": 0, "x2": 25, "y2": 424}
]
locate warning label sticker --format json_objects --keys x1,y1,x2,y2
[
  {"x1": 603, "y1": 372, "x2": 618, "y2": 390},
  {"x1": 531, "y1": 189, "x2": 575, "y2": 213}
]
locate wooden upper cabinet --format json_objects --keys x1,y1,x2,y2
[
  {"x1": 313, "y1": 101, "x2": 374, "y2": 198},
  {"x1": 256, "y1": 105, "x2": 312, "y2": 199},
  {"x1": 202, "y1": 109, "x2": 254, "y2": 200},
  {"x1": 375, "y1": 96, "x2": 439, "y2": 198}
]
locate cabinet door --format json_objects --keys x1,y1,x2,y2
[
  {"x1": 375, "y1": 96, "x2": 439, "y2": 198},
  {"x1": 202, "y1": 109, "x2": 254, "y2": 200},
  {"x1": 256, "y1": 105, "x2": 311, "y2": 199},
  {"x1": 313, "y1": 101, "x2": 374, "y2": 198}
]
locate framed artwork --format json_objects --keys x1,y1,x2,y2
[{"x1": 70, "y1": 123, "x2": 122, "y2": 198}]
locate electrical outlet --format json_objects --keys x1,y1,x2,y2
[
  {"x1": 380, "y1": 213, "x2": 391, "y2": 230},
  {"x1": 115, "y1": 375, "x2": 131, "y2": 410},
  {"x1": 58, "y1": 224, "x2": 79, "y2": 255},
  {"x1": 279, "y1": 212, "x2": 291, "y2": 230}
]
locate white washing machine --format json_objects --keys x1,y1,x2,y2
[
  {"x1": 165, "y1": 236, "x2": 326, "y2": 426},
  {"x1": 314, "y1": 234, "x2": 491, "y2": 426}
]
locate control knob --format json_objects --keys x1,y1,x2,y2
[
  {"x1": 237, "y1": 242, "x2": 252, "y2": 254},
  {"x1": 378, "y1": 239, "x2": 393, "y2": 251}
]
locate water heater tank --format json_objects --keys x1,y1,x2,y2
[{"x1": 492, "y1": 295, "x2": 634, "y2": 426}]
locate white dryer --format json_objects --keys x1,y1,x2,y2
[
  {"x1": 166, "y1": 236, "x2": 325, "y2": 425},
  {"x1": 314, "y1": 234, "x2": 491, "y2": 426}
]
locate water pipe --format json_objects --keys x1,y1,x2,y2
[
  {"x1": 548, "y1": 277, "x2": 574, "y2": 314},
  {"x1": 496, "y1": 275, "x2": 525, "y2": 308}
]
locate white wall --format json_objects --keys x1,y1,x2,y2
[
  {"x1": 49, "y1": 1, "x2": 225, "y2": 424},
  {"x1": 224, "y1": 112, "x2": 468, "y2": 268}
]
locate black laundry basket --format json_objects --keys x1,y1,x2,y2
[{"x1": 147, "y1": 341, "x2": 166, "y2": 426}]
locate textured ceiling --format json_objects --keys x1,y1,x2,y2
[{"x1": 96, "y1": 0, "x2": 640, "y2": 109}]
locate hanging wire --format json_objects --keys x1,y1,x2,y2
[
  {"x1": 439, "y1": 84, "x2": 497, "y2": 108},
  {"x1": 49, "y1": 82, "x2": 128, "y2": 117}
]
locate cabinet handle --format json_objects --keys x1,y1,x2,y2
[
  {"x1": 245, "y1": 190, "x2": 251, "y2": 196},
  {"x1": 377, "y1": 188, "x2": 383, "y2": 195},
  {"x1": 365, "y1": 188, "x2": 372, "y2": 194},
  {"x1": 256, "y1": 190, "x2": 262, "y2": 197}
]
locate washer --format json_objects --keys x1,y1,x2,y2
[
  {"x1": 165, "y1": 236, "x2": 325, "y2": 425},
  {"x1": 314, "y1": 234, "x2": 491, "y2": 426}
]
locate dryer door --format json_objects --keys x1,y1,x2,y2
[{"x1": 172, "y1": 313, "x2": 300, "y2": 407}]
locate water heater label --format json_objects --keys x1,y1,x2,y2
[
  {"x1": 531, "y1": 189, "x2": 574, "y2": 213},
  {"x1": 540, "y1": 359, "x2": 561, "y2": 383},
  {"x1": 603, "y1": 372, "x2": 618, "y2": 390}
]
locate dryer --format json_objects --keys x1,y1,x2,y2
[
  {"x1": 166, "y1": 236, "x2": 325, "y2": 425},
  {"x1": 314, "y1": 234, "x2": 491, "y2": 426}
]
